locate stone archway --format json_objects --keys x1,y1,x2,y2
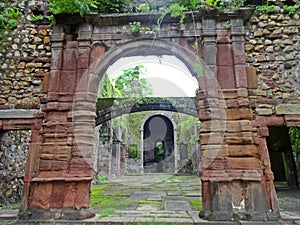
[
  {"x1": 19, "y1": 10, "x2": 281, "y2": 221},
  {"x1": 140, "y1": 113, "x2": 177, "y2": 174}
]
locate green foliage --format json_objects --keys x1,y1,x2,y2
[
  {"x1": 30, "y1": 13, "x2": 44, "y2": 22},
  {"x1": 189, "y1": 199, "x2": 202, "y2": 210},
  {"x1": 112, "y1": 65, "x2": 153, "y2": 97},
  {"x1": 97, "y1": 175, "x2": 108, "y2": 183},
  {"x1": 156, "y1": 141, "x2": 164, "y2": 155},
  {"x1": 7, "y1": 7, "x2": 22, "y2": 29},
  {"x1": 129, "y1": 21, "x2": 141, "y2": 34},
  {"x1": 0, "y1": 6, "x2": 22, "y2": 52},
  {"x1": 256, "y1": 4, "x2": 276, "y2": 14},
  {"x1": 283, "y1": 5, "x2": 299, "y2": 15},
  {"x1": 49, "y1": 0, "x2": 98, "y2": 16},
  {"x1": 98, "y1": 208, "x2": 116, "y2": 218},
  {"x1": 206, "y1": 0, "x2": 220, "y2": 7},
  {"x1": 96, "y1": 0, "x2": 129, "y2": 13},
  {"x1": 158, "y1": 3, "x2": 187, "y2": 25},
  {"x1": 128, "y1": 145, "x2": 140, "y2": 159},
  {"x1": 136, "y1": 4, "x2": 151, "y2": 13},
  {"x1": 289, "y1": 127, "x2": 300, "y2": 154},
  {"x1": 181, "y1": 0, "x2": 202, "y2": 11},
  {"x1": 0, "y1": 7, "x2": 22, "y2": 30},
  {"x1": 99, "y1": 73, "x2": 121, "y2": 98},
  {"x1": 91, "y1": 185, "x2": 138, "y2": 210},
  {"x1": 176, "y1": 114, "x2": 199, "y2": 145}
]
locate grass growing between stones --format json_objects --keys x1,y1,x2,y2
[
  {"x1": 189, "y1": 199, "x2": 202, "y2": 210},
  {"x1": 91, "y1": 184, "x2": 139, "y2": 213},
  {"x1": 0, "y1": 202, "x2": 20, "y2": 210}
]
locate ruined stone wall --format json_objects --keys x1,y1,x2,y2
[
  {"x1": 245, "y1": 1, "x2": 300, "y2": 120},
  {"x1": 0, "y1": 130, "x2": 30, "y2": 205},
  {"x1": 0, "y1": 0, "x2": 51, "y2": 108}
]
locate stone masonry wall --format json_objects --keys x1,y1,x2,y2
[
  {"x1": 0, "y1": 130, "x2": 31, "y2": 205},
  {"x1": 0, "y1": 0, "x2": 51, "y2": 108},
  {"x1": 245, "y1": 1, "x2": 300, "y2": 117}
]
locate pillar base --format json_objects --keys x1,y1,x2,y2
[
  {"x1": 201, "y1": 179, "x2": 281, "y2": 221},
  {"x1": 17, "y1": 207, "x2": 96, "y2": 221}
]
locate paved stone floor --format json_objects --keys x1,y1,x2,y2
[{"x1": 1, "y1": 174, "x2": 300, "y2": 224}]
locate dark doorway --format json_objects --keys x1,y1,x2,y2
[
  {"x1": 143, "y1": 115, "x2": 174, "y2": 173},
  {"x1": 267, "y1": 126, "x2": 299, "y2": 190}
]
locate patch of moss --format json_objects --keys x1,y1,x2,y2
[
  {"x1": 189, "y1": 199, "x2": 202, "y2": 210},
  {"x1": 91, "y1": 185, "x2": 139, "y2": 211},
  {"x1": 0, "y1": 202, "x2": 20, "y2": 210}
]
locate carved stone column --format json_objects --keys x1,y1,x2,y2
[
  {"x1": 19, "y1": 24, "x2": 96, "y2": 220},
  {"x1": 199, "y1": 17, "x2": 280, "y2": 221}
]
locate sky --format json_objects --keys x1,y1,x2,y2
[{"x1": 106, "y1": 55, "x2": 198, "y2": 97}]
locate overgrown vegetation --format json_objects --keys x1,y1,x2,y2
[
  {"x1": 283, "y1": 4, "x2": 299, "y2": 15},
  {"x1": 256, "y1": 4, "x2": 276, "y2": 13},
  {"x1": 189, "y1": 199, "x2": 202, "y2": 210},
  {"x1": 91, "y1": 184, "x2": 139, "y2": 212},
  {"x1": 0, "y1": 6, "x2": 22, "y2": 51},
  {"x1": 49, "y1": 0, "x2": 98, "y2": 16}
]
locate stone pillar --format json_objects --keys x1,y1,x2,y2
[
  {"x1": 199, "y1": 18, "x2": 280, "y2": 221},
  {"x1": 19, "y1": 24, "x2": 96, "y2": 220}
]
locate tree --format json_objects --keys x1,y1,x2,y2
[{"x1": 112, "y1": 65, "x2": 153, "y2": 98}]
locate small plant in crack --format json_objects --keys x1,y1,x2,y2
[{"x1": 129, "y1": 21, "x2": 141, "y2": 34}]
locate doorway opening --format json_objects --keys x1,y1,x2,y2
[
  {"x1": 267, "y1": 126, "x2": 299, "y2": 190},
  {"x1": 142, "y1": 114, "x2": 175, "y2": 173}
]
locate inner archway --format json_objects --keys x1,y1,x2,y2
[{"x1": 142, "y1": 114, "x2": 176, "y2": 173}]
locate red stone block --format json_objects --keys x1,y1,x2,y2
[
  {"x1": 253, "y1": 116, "x2": 284, "y2": 127},
  {"x1": 217, "y1": 65, "x2": 235, "y2": 89},
  {"x1": 40, "y1": 160, "x2": 68, "y2": 171},
  {"x1": 200, "y1": 132, "x2": 224, "y2": 145},
  {"x1": 62, "y1": 46, "x2": 78, "y2": 70},
  {"x1": 229, "y1": 145, "x2": 259, "y2": 157},
  {"x1": 74, "y1": 181, "x2": 91, "y2": 210},
  {"x1": 45, "y1": 111, "x2": 67, "y2": 122},
  {"x1": 62, "y1": 183, "x2": 76, "y2": 208},
  {"x1": 42, "y1": 71, "x2": 50, "y2": 94},
  {"x1": 234, "y1": 65, "x2": 247, "y2": 88},
  {"x1": 60, "y1": 70, "x2": 77, "y2": 93},
  {"x1": 50, "y1": 182, "x2": 66, "y2": 208},
  {"x1": 226, "y1": 99, "x2": 239, "y2": 108},
  {"x1": 202, "y1": 157, "x2": 226, "y2": 170},
  {"x1": 226, "y1": 157, "x2": 261, "y2": 170},
  {"x1": 51, "y1": 49, "x2": 63, "y2": 70},
  {"x1": 78, "y1": 48, "x2": 90, "y2": 69},
  {"x1": 226, "y1": 108, "x2": 253, "y2": 120},
  {"x1": 29, "y1": 182, "x2": 53, "y2": 210},
  {"x1": 224, "y1": 132, "x2": 253, "y2": 144},
  {"x1": 91, "y1": 44, "x2": 106, "y2": 60},
  {"x1": 258, "y1": 127, "x2": 269, "y2": 137},
  {"x1": 246, "y1": 66, "x2": 258, "y2": 89},
  {"x1": 201, "y1": 144, "x2": 229, "y2": 157},
  {"x1": 48, "y1": 70, "x2": 61, "y2": 92},
  {"x1": 217, "y1": 44, "x2": 233, "y2": 66}
]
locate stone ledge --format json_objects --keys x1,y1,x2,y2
[
  {"x1": 0, "y1": 110, "x2": 40, "y2": 119},
  {"x1": 276, "y1": 104, "x2": 300, "y2": 115}
]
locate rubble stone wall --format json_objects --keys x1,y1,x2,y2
[
  {"x1": 0, "y1": 130, "x2": 30, "y2": 205},
  {"x1": 245, "y1": 1, "x2": 300, "y2": 123},
  {"x1": 0, "y1": 0, "x2": 51, "y2": 108}
]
